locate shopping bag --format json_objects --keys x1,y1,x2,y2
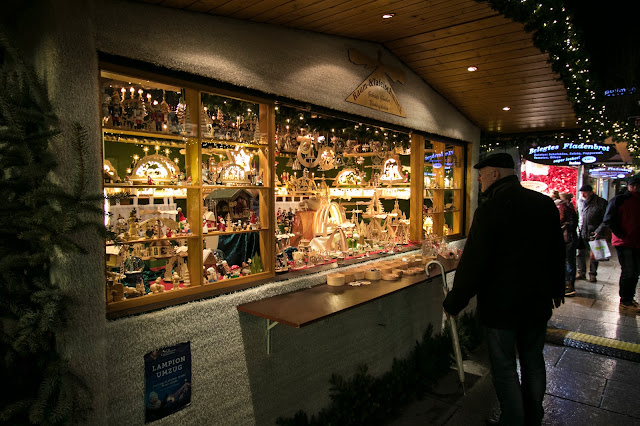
[{"x1": 588, "y1": 239, "x2": 611, "y2": 261}]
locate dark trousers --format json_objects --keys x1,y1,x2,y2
[
  {"x1": 576, "y1": 236, "x2": 598, "y2": 277},
  {"x1": 565, "y1": 241, "x2": 577, "y2": 284},
  {"x1": 486, "y1": 322, "x2": 547, "y2": 426},
  {"x1": 616, "y1": 246, "x2": 640, "y2": 303}
]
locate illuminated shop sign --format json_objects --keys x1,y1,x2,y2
[
  {"x1": 588, "y1": 167, "x2": 634, "y2": 179},
  {"x1": 425, "y1": 150, "x2": 455, "y2": 169},
  {"x1": 523, "y1": 142, "x2": 616, "y2": 166}
]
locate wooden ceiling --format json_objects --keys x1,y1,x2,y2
[{"x1": 134, "y1": 0, "x2": 579, "y2": 135}]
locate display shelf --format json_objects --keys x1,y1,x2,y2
[
  {"x1": 106, "y1": 235, "x2": 199, "y2": 246},
  {"x1": 342, "y1": 151, "x2": 406, "y2": 157},
  {"x1": 102, "y1": 127, "x2": 192, "y2": 143},
  {"x1": 105, "y1": 183, "x2": 198, "y2": 189},
  {"x1": 202, "y1": 184, "x2": 269, "y2": 191},
  {"x1": 106, "y1": 271, "x2": 273, "y2": 319},
  {"x1": 203, "y1": 227, "x2": 267, "y2": 236},
  {"x1": 201, "y1": 137, "x2": 267, "y2": 149}
]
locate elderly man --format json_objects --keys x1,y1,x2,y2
[
  {"x1": 443, "y1": 153, "x2": 565, "y2": 425},
  {"x1": 576, "y1": 184, "x2": 608, "y2": 282},
  {"x1": 600, "y1": 175, "x2": 640, "y2": 313}
]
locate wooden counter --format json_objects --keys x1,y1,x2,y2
[{"x1": 237, "y1": 257, "x2": 458, "y2": 328}]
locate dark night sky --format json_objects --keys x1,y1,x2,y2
[{"x1": 565, "y1": 0, "x2": 640, "y2": 90}]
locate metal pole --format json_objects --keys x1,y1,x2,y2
[{"x1": 426, "y1": 260, "x2": 465, "y2": 393}]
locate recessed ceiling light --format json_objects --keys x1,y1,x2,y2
[
  {"x1": 382, "y1": 13, "x2": 395, "y2": 19},
  {"x1": 502, "y1": 106, "x2": 511, "y2": 111},
  {"x1": 467, "y1": 66, "x2": 478, "y2": 72}
]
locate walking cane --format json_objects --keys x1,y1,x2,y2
[{"x1": 426, "y1": 260, "x2": 465, "y2": 394}]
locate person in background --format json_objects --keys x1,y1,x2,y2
[
  {"x1": 443, "y1": 153, "x2": 565, "y2": 425},
  {"x1": 599, "y1": 175, "x2": 640, "y2": 313},
  {"x1": 551, "y1": 190, "x2": 561, "y2": 205},
  {"x1": 576, "y1": 184, "x2": 608, "y2": 282},
  {"x1": 558, "y1": 193, "x2": 579, "y2": 296}
]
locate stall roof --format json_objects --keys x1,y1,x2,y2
[{"x1": 136, "y1": 0, "x2": 578, "y2": 135}]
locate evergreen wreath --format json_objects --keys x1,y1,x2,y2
[{"x1": 0, "y1": 32, "x2": 103, "y2": 424}]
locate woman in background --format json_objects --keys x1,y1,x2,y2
[{"x1": 558, "y1": 192, "x2": 579, "y2": 296}]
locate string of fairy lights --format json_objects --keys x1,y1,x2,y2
[{"x1": 478, "y1": 0, "x2": 639, "y2": 164}]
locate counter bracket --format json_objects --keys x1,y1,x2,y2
[{"x1": 266, "y1": 319, "x2": 279, "y2": 355}]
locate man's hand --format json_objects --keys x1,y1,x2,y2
[
  {"x1": 552, "y1": 297, "x2": 564, "y2": 309},
  {"x1": 443, "y1": 308, "x2": 456, "y2": 319}
]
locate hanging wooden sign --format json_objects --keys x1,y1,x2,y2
[{"x1": 345, "y1": 49, "x2": 406, "y2": 118}]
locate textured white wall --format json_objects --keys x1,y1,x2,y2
[
  {"x1": 105, "y1": 254, "x2": 446, "y2": 425},
  {"x1": 94, "y1": 0, "x2": 480, "y2": 145}
]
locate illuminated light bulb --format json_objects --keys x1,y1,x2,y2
[
  {"x1": 382, "y1": 13, "x2": 395, "y2": 18},
  {"x1": 153, "y1": 100, "x2": 158, "y2": 105},
  {"x1": 143, "y1": 146, "x2": 149, "y2": 153},
  {"x1": 133, "y1": 154, "x2": 140, "y2": 161},
  {"x1": 467, "y1": 66, "x2": 478, "y2": 72}
]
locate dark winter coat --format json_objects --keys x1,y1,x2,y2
[
  {"x1": 578, "y1": 194, "x2": 608, "y2": 238},
  {"x1": 558, "y1": 202, "x2": 578, "y2": 245},
  {"x1": 602, "y1": 190, "x2": 640, "y2": 248},
  {"x1": 443, "y1": 175, "x2": 565, "y2": 329}
]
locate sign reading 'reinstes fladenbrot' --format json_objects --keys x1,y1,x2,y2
[
  {"x1": 345, "y1": 48, "x2": 406, "y2": 118},
  {"x1": 524, "y1": 141, "x2": 616, "y2": 166}
]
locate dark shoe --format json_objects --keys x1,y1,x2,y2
[
  {"x1": 565, "y1": 282, "x2": 576, "y2": 297},
  {"x1": 588, "y1": 275, "x2": 597, "y2": 283},
  {"x1": 576, "y1": 273, "x2": 586, "y2": 280},
  {"x1": 619, "y1": 301, "x2": 640, "y2": 313},
  {"x1": 485, "y1": 419, "x2": 499, "y2": 426}
]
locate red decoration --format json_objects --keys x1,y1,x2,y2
[{"x1": 522, "y1": 165, "x2": 577, "y2": 203}]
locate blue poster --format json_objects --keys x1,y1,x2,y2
[{"x1": 144, "y1": 342, "x2": 192, "y2": 423}]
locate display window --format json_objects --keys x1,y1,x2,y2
[
  {"x1": 101, "y1": 66, "x2": 467, "y2": 317},
  {"x1": 271, "y1": 105, "x2": 414, "y2": 271},
  {"x1": 422, "y1": 141, "x2": 466, "y2": 239},
  {"x1": 101, "y1": 67, "x2": 275, "y2": 317}
]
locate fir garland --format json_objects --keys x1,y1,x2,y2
[
  {"x1": 0, "y1": 33, "x2": 103, "y2": 424},
  {"x1": 477, "y1": 0, "x2": 639, "y2": 164}
]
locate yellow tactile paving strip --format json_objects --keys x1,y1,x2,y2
[
  {"x1": 564, "y1": 331, "x2": 640, "y2": 354},
  {"x1": 546, "y1": 328, "x2": 640, "y2": 362}
]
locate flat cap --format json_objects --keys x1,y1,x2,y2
[
  {"x1": 627, "y1": 174, "x2": 640, "y2": 185},
  {"x1": 473, "y1": 153, "x2": 514, "y2": 170},
  {"x1": 579, "y1": 184, "x2": 593, "y2": 192}
]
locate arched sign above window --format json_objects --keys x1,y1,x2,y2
[{"x1": 523, "y1": 141, "x2": 616, "y2": 166}]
